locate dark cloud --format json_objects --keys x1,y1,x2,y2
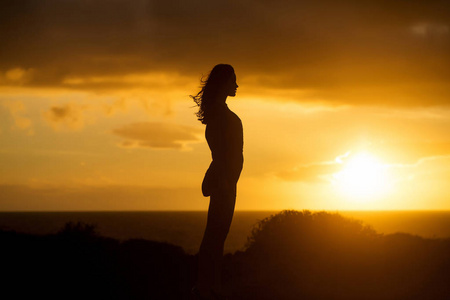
[
  {"x1": 113, "y1": 122, "x2": 202, "y2": 149},
  {"x1": 43, "y1": 104, "x2": 86, "y2": 130},
  {"x1": 1, "y1": 0, "x2": 449, "y2": 105}
]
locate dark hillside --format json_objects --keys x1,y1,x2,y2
[{"x1": 2, "y1": 211, "x2": 449, "y2": 300}]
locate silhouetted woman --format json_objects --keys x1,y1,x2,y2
[{"x1": 191, "y1": 64, "x2": 243, "y2": 300}]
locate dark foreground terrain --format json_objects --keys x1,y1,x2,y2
[{"x1": 2, "y1": 210, "x2": 449, "y2": 300}]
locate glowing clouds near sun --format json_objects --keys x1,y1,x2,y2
[{"x1": 333, "y1": 152, "x2": 393, "y2": 202}]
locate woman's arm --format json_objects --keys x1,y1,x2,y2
[{"x1": 207, "y1": 114, "x2": 233, "y2": 192}]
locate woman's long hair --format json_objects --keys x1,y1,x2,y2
[{"x1": 191, "y1": 64, "x2": 235, "y2": 124}]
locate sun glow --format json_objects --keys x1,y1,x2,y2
[{"x1": 333, "y1": 152, "x2": 392, "y2": 201}]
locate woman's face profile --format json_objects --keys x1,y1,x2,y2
[{"x1": 226, "y1": 73, "x2": 238, "y2": 97}]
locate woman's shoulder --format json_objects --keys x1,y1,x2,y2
[{"x1": 206, "y1": 104, "x2": 241, "y2": 126}]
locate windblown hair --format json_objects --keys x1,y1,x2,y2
[{"x1": 191, "y1": 64, "x2": 235, "y2": 124}]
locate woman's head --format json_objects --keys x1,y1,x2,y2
[
  {"x1": 191, "y1": 64, "x2": 238, "y2": 124},
  {"x1": 205, "y1": 64, "x2": 238, "y2": 98}
]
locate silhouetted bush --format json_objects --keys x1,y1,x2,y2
[
  {"x1": 57, "y1": 221, "x2": 98, "y2": 237},
  {"x1": 223, "y1": 210, "x2": 450, "y2": 300}
]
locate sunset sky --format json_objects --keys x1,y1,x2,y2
[{"x1": 1, "y1": 0, "x2": 450, "y2": 211}]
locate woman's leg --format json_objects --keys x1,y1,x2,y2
[{"x1": 197, "y1": 187, "x2": 236, "y2": 297}]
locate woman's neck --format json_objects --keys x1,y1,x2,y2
[{"x1": 216, "y1": 93, "x2": 227, "y2": 105}]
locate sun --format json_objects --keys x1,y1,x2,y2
[{"x1": 333, "y1": 152, "x2": 392, "y2": 201}]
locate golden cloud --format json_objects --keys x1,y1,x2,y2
[
  {"x1": 1, "y1": 100, "x2": 33, "y2": 133},
  {"x1": 276, "y1": 161, "x2": 342, "y2": 183},
  {"x1": 0, "y1": 184, "x2": 202, "y2": 211},
  {"x1": 113, "y1": 122, "x2": 202, "y2": 150}
]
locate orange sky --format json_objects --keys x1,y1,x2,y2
[{"x1": 1, "y1": 0, "x2": 450, "y2": 211}]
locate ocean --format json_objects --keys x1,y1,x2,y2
[{"x1": 1, "y1": 210, "x2": 449, "y2": 254}]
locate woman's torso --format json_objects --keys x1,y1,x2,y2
[{"x1": 205, "y1": 104, "x2": 243, "y2": 184}]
